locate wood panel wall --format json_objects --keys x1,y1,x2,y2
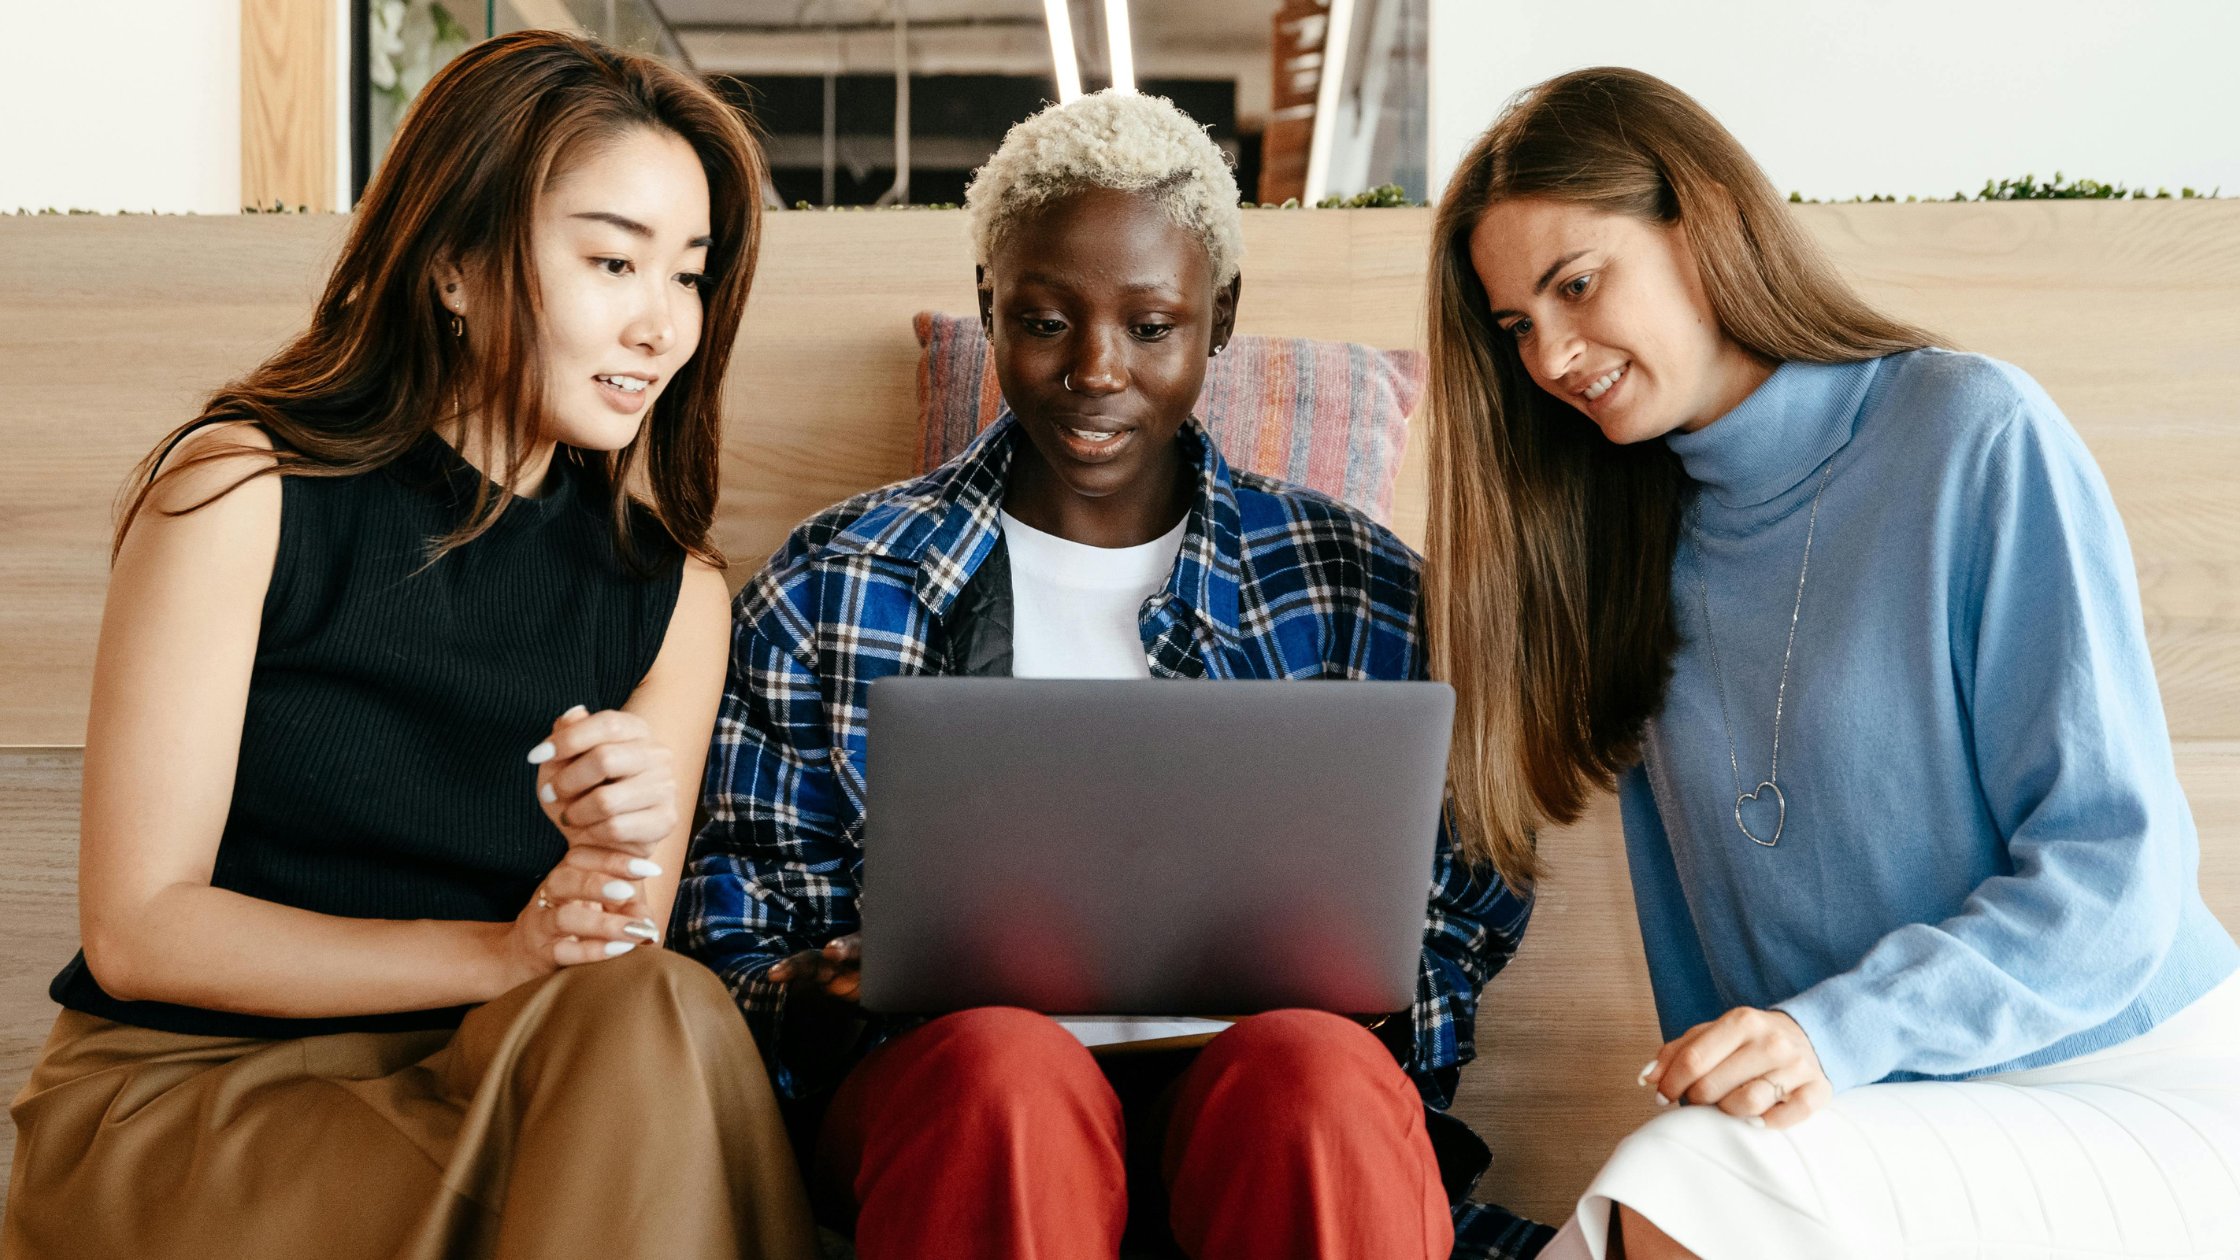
[
  {"x1": 239, "y1": 0, "x2": 335, "y2": 212},
  {"x1": 5, "y1": 205, "x2": 2237, "y2": 747},
  {"x1": 0, "y1": 203, "x2": 2235, "y2": 1225}
]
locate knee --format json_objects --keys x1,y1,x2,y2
[
  {"x1": 1165, "y1": 1011, "x2": 1437, "y2": 1222},
  {"x1": 530, "y1": 946, "x2": 745, "y2": 1052},
  {"x1": 915, "y1": 1006, "x2": 1092, "y2": 1063},
  {"x1": 886, "y1": 1008, "x2": 1109, "y2": 1131},
  {"x1": 541, "y1": 941, "x2": 727, "y2": 1005},
  {"x1": 1192, "y1": 1010, "x2": 1398, "y2": 1114},
  {"x1": 1609, "y1": 1104, "x2": 1744, "y2": 1164},
  {"x1": 1590, "y1": 1105, "x2": 1767, "y2": 1220}
]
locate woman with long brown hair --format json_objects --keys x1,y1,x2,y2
[
  {"x1": 1425, "y1": 68, "x2": 2240, "y2": 1259},
  {"x1": 3, "y1": 30, "x2": 814, "y2": 1260}
]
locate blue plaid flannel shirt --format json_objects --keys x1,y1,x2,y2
[{"x1": 679, "y1": 416, "x2": 1551, "y2": 1259}]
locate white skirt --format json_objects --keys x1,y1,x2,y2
[{"x1": 1540, "y1": 973, "x2": 2240, "y2": 1260}]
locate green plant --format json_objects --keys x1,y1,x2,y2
[
  {"x1": 1311, "y1": 183, "x2": 1420, "y2": 209},
  {"x1": 1973, "y1": 171, "x2": 2216, "y2": 200},
  {"x1": 787, "y1": 202, "x2": 961, "y2": 211},
  {"x1": 1230, "y1": 184, "x2": 1423, "y2": 210},
  {"x1": 1787, "y1": 172, "x2": 2221, "y2": 204},
  {"x1": 368, "y1": 1, "x2": 471, "y2": 169}
]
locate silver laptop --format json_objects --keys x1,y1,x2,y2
[{"x1": 859, "y1": 678, "x2": 1454, "y2": 1016}]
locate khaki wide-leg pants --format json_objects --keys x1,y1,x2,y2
[{"x1": 3, "y1": 947, "x2": 816, "y2": 1260}]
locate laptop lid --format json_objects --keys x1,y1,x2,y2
[{"x1": 859, "y1": 678, "x2": 1454, "y2": 1016}]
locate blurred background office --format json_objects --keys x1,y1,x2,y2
[{"x1": 6, "y1": 1, "x2": 2237, "y2": 219}]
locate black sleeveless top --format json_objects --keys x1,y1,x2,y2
[{"x1": 50, "y1": 435, "x2": 687, "y2": 1038}]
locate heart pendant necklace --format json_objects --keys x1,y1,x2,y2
[{"x1": 1690, "y1": 461, "x2": 1835, "y2": 848}]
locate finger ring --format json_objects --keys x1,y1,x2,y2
[
  {"x1": 1766, "y1": 1078, "x2": 1789, "y2": 1103},
  {"x1": 534, "y1": 887, "x2": 555, "y2": 911}
]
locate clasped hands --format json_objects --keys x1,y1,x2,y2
[
  {"x1": 1640, "y1": 1006, "x2": 1833, "y2": 1129},
  {"x1": 498, "y1": 705, "x2": 681, "y2": 984}
]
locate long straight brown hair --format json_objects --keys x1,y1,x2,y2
[
  {"x1": 1423, "y1": 67, "x2": 1941, "y2": 888},
  {"x1": 117, "y1": 29, "x2": 769, "y2": 571}
]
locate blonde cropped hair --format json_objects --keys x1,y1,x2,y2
[{"x1": 966, "y1": 90, "x2": 1243, "y2": 286}]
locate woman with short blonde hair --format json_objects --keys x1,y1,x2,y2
[{"x1": 680, "y1": 88, "x2": 1547, "y2": 1260}]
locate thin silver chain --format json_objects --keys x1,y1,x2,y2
[{"x1": 1688, "y1": 460, "x2": 1836, "y2": 842}]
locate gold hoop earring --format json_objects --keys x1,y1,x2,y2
[{"x1": 450, "y1": 313, "x2": 465, "y2": 338}]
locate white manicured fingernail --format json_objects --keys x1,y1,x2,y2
[
  {"x1": 1636, "y1": 1060, "x2": 1659, "y2": 1086},
  {"x1": 538, "y1": 783, "x2": 557, "y2": 804},
  {"x1": 527, "y1": 742, "x2": 556, "y2": 765},
  {"x1": 601, "y1": 880, "x2": 634, "y2": 902},
  {"x1": 1654, "y1": 1092, "x2": 1671, "y2": 1107},
  {"x1": 623, "y1": 919, "x2": 659, "y2": 942},
  {"x1": 1747, "y1": 1116, "x2": 1767, "y2": 1129},
  {"x1": 563, "y1": 704, "x2": 588, "y2": 719},
  {"x1": 626, "y1": 858, "x2": 662, "y2": 878},
  {"x1": 603, "y1": 940, "x2": 636, "y2": 957}
]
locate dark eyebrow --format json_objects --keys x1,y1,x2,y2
[
  {"x1": 572, "y1": 211, "x2": 650, "y2": 238},
  {"x1": 571, "y1": 211, "x2": 712, "y2": 249},
  {"x1": 1489, "y1": 249, "x2": 1592, "y2": 319}
]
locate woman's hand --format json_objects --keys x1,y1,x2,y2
[
  {"x1": 768, "y1": 933, "x2": 862, "y2": 1006},
  {"x1": 1641, "y1": 1006, "x2": 1832, "y2": 1130},
  {"x1": 529, "y1": 705, "x2": 679, "y2": 857},
  {"x1": 494, "y1": 844, "x2": 666, "y2": 988}
]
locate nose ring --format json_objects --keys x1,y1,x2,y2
[{"x1": 1063, "y1": 372, "x2": 1079, "y2": 394}]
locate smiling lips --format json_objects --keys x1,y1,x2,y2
[
  {"x1": 1579, "y1": 361, "x2": 1629, "y2": 404},
  {"x1": 594, "y1": 372, "x2": 656, "y2": 413},
  {"x1": 1051, "y1": 417, "x2": 1134, "y2": 463}
]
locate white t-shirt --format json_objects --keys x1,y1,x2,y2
[{"x1": 998, "y1": 509, "x2": 1187, "y2": 679}]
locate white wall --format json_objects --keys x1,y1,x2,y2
[
  {"x1": 2, "y1": 1, "x2": 243, "y2": 214},
  {"x1": 1427, "y1": 0, "x2": 2240, "y2": 203}
]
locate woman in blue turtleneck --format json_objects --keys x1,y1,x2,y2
[{"x1": 1419, "y1": 67, "x2": 2240, "y2": 1260}]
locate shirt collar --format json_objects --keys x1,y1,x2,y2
[
  {"x1": 1664, "y1": 359, "x2": 1880, "y2": 508},
  {"x1": 821, "y1": 412, "x2": 1244, "y2": 641}
]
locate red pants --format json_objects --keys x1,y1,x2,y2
[{"x1": 813, "y1": 1007, "x2": 1453, "y2": 1260}]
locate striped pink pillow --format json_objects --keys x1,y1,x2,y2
[{"x1": 912, "y1": 311, "x2": 1423, "y2": 525}]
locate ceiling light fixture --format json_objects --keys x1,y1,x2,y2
[
  {"x1": 1104, "y1": 0, "x2": 1136, "y2": 94},
  {"x1": 1302, "y1": 0, "x2": 1356, "y2": 205},
  {"x1": 1043, "y1": 0, "x2": 1084, "y2": 103}
]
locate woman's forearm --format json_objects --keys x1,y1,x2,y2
[{"x1": 87, "y1": 881, "x2": 524, "y2": 1017}]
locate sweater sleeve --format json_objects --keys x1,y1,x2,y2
[
  {"x1": 1778, "y1": 389, "x2": 2195, "y2": 1091},
  {"x1": 1617, "y1": 765, "x2": 1728, "y2": 1041}
]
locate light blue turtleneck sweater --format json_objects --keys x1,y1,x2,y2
[{"x1": 1622, "y1": 348, "x2": 2237, "y2": 1093}]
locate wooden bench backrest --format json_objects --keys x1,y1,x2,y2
[{"x1": 2, "y1": 204, "x2": 2236, "y2": 1222}]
